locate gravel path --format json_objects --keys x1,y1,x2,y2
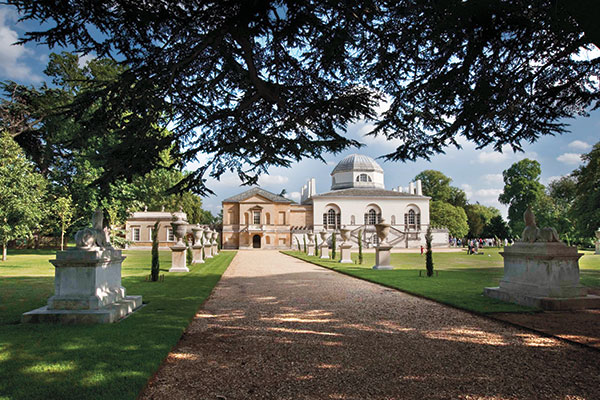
[{"x1": 140, "y1": 251, "x2": 600, "y2": 400}]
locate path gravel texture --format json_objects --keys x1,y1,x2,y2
[{"x1": 141, "y1": 251, "x2": 600, "y2": 400}]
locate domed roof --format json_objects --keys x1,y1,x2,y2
[{"x1": 331, "y1": 154, "x2": 383, "y2": 175}]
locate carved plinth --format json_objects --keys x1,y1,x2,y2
[
  {"x1": 212, "y1": 232, "x2": 219, "y2": 256},
  {"x1": 373, "y1": 244, "x2": 393, "y2": 270},
  {"x1": 22, "y1": 248, "x2": 142, "y2": 324},
  {"x1": 307, "y1": 243, "x2": 315, "y2": 256},
  {"x1": 484, "y1": 242, "x2": 600, "y2": 310},
  {"x1": 319, "y1": 244, "x2": 330, "y2": 259},
  {"x1": 339, "y1": 243, "x2": 353, "y2": 264},
  {"x1": 169, "y1": 244, "x2": 189, "y2": 272},
  {"x1": 192, "y1": 244, "x2": 204, "y2": 264}
]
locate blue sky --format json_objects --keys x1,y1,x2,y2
[{"x1": 1, "y1": 5, "x2": 598, "y2": 218}]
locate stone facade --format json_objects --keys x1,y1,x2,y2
[
  {"x1": 125, "y1": 211, "x2": 187, "y2": 250},
  {"x1": 222, "y1": 154, "x2": 449, "y2": 250}
]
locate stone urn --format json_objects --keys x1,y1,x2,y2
[
  {"x1": 203, "y1": 228, "x2": 212, "y2": 242},
  {"x1": 307, "y1": 232, "x2": 315, "y2": 244},
  {"x1": 211, "y1": 230, "x2": 218, "y2": 244},
  {"x1": 191, "y1": 225, "x2": 203, "y2": 243},
  {"x1": 340, "y1": 227, "x2": 351, "y2": 243},
  {"x1": 319, "y1": 231, "x2": 328, "y2": 242},
  {"x1": 171, "y1": 215, "x2": 187, "y2": 246},
  {"x1": 375, "y1": 219, "x2": 391, "y2": 244}
]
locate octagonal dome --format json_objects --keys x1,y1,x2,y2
[
  {"x1": 331, "y1": 154, "x2": 384, "y2": 174},
  {"x1": 330, "y1": 154, "x2": 384, "y2": 190}
]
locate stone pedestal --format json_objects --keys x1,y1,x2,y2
[
  {"x1": 484, "y1": 242, "x2": 600, "y2": 310},
  {"x1": 372, "y1": 244, "x2": 393, "y2": 270},
  {"x1": 192, "y1": 244, "x2": 204, "y2": 264},
  {"x1": 22, "y1": 248, "x2": 142, "y2": 324},
  {"x1": 339, "y1": 243, "x2": 353, "y2": 263},
  {"x1": 212, "y1": 242, "x2": 219, "y2": 256},
  {"x1": 307, "y1": 243, "x2": 315, "y2": 256},
  {"x1": 319, "y1": 244, "x2": 330, "y2": 259},
  {"x1": 169, "y1": 244, "x2": 189, "y2": 272},
  {"x1": 204, "y1": 243, "x2": 213, "y2": 259}
]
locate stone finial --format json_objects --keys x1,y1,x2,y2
[{"x1": 75, "y1": 209, "x2": 112, "y2": 249}]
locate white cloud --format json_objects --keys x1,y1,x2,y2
[
  {"x1": 544, "y1": 175, "x2": 564, "y2": 185},
  {"x1": 258, "y1": 174, "x2": 289, "y2": 186},
  {"x1": 475, "y1": 150, "x2": 509, "y2": 164},
  {"x1": 78, "y1": 53, "x2": 95, "y2": 68},
  {"x1": 568, "y1": 140, "x2": 592, "y2": 151},
  {"x1": 284, "y1": 191, "x2": 301, "y2": 201},
  {"x1": 482, "y1": 173, "x2": 503, "y2": 186},
  {"x1": 474, "y1": 188, "x2": 503, "y2": 198},
  {"x1": 556, "y1": 153, "x2": 583, "y2": 165},
  {"x1": 572, "y1": 44, "x2": 600, "y2": 62},
  {"x1": 460, "y1": 184, "x2": 473, "y2": 199},
  {"x1": 0, "y1": 8, "x2": 40, "y2": 81}
]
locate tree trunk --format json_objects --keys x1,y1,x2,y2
[
  {"x1": 2, "y1": 242, "x2": 6, "y2": 262},
  {"x1": 61, "y1": 229, "x2": 64, "y2": 251}
]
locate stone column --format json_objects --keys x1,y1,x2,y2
[
  {"x1": 191, "y1": 225, "x2": 204, "y2": 264},
  {"x1": 339, "y1": 227, "x2": 353, "y2": 263},
  {"x1": 307, "y1": 232, "x2": 315, "y2": 256},
  {"x1": 373, "y1": 220, "x2": 393, "y2": 270},
  {"x1": 595, "y1": 228, "x2": 600, "y2": 255},
  {"x1": 212, "y1": 231, "x2": 219, "y2": 256},
  {"x1": 204, "y1": 228, "x2": 213, "y2": 259},
  {"x1": 22, "y1": 210, "x2": 142, "y2": 324},
  {"x1": 169, "y1": 216, "x2": 189, "y2": 272},
  {"x1": 319, "y1": 231, "x2": 330, "y2": 259}
]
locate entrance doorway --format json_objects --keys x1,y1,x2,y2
[{"x1": 252, "y1": 234, "x2": 261, "y2": 248}]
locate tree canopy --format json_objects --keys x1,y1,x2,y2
[
  {"x1": 430, "y1": 201, "x2": 469, "y2": 238},
  {"x1": 571, "y1": 142, "x2": 600, "y2": 237},
  {"x1": 5, "y1": 1, "x2": 600, "y2": 194}
]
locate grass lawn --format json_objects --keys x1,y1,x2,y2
[
  {"x1": 0, "y1": 248, "x2": 236, "y2": 400},
  {"x1": 282, "y1": 247, "x2": 600, "y2": 314}
]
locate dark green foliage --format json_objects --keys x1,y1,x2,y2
[
  {"x1": 358, "y1": 229, "x2": 363, "y2": 264},
  {"x1": 571, "y1": 142, "x2": 600, "y2": 238},
  {"x1": 303, "y1": 235, "x2": 307, "y2": 253},
  {"x1": 499, "y1": 159, "x2": 546, "y2": 235},
  {"x1": 5, "y1": 1, "x2": 600, "y2": 193},
  {"x1": 425, "y1": 226, "x2": 434, "y2": 277},
  {"x1": 331, "y1": 231, "x2": 337, "y2": 259},
  {"x1": 297, "y1": 237, "x2": 301, "y2": 252},
  {"x1": 482, "y1": 216, "x2": 511, "y2": 240},
  {"x1": 186, "y1": 241, "x2": 193, "y2": 265},
  {"x1": 315, "y1": 235, "x2": 319, "y2": 257},
  {"x1": 151, "y1": 221, "x2": 160, "y2": 281}
]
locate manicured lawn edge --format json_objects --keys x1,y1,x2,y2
[
  {"x1": 281, "y1": 250, "x2": 532, "y2": 312},
  {"x1": 0, "y1": 250, "x2": 237, "y2": 400},
  {"x1": 280, "y1": 250, "x2": 600, "y2": 351}
]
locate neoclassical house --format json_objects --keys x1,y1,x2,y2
[
  {"x1": 222, "y1": 154, "x2": 448, "y2": 249},
  {"x1": 125, "y1": 210, "x2": 187, "y2": 250}
]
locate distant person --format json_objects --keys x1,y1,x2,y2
[{"x1": 420, "y1": 245, "x2": 424, "y2": 255}]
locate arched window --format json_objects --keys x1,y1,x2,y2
[
  {"x1": 327, "y1": 209, "x2": 337, "y2": 227},
  {"x1": 408, "y1": 209, "x2": 415, "y2": 225},
  {"x1": 356, "y1": 173, "x2": 372, "y2": 182},
  {"x1": 368, "y1": 209, "x2": 377, "y2": 225}
]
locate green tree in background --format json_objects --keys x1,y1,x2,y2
[
  {"x1": 414, "y1": 170, "x2": 453, "y2": 203},
  {"x1": 430, "y1": 201, "x2": 468, "y2": 238},
  {"x1": 54, "y1": 195, "x2": 75, "y2": 250},
  {"x1": 0, "y1": 132, "x2": 46, "y2": 260},
  {"x1": 571, "y1": 142, "x2": 600, "y2": 238},
  {"x1": 499, "y1": 159, "x2": 545, "y2": 236},
  {"x1": 465, "y1": 204, "x2": 501, "y2": 238},
  {"x1": 482, "y1": 216, "x2": 511, "y2": 240}
]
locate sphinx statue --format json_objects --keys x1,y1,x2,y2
[
  {"x1": 521, "y1": 206, "x2": 560, "y2": 243},
  {"x1": 74, "y1": 209, "x2": 112, "y2": 249}
]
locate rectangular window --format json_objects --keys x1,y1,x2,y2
[
  {"x1": 279, "y1": 211, "x2": 286, "y2": 225},
  {"x1": 132, "y1": 227, "x2": 140, "y2": 242},
  {"x1": 167, "y1": 227, "x2": 174, "y2": 241},
  {"x1": 323, "y1": 213, "x2": 328, "y2": 228},
  {"x1": 253, "y1": 211, "x2": 261, "y2": 224},
  {"x1": 148, "y1": 227, "x2": 153, "y2": 241},
  {"x1": 416, "y1": 214, "x2": 421, "y2": 229}
]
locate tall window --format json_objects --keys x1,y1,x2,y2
[
  {"x1": 327, "y1": 209, "x2": 337, "y2": 227},
  {"x1": 167, "y1": 227, "x2": 174, "y2": 241},
  {"x1": 368, "y1": 209, "x2": 377, "y2": 225},
  {"x1": 408, "y1": 209, "x2": 416, "y2": 225},
  {"x1": 148, "y1": 227, "x2": 153, "y2": 241},
  {"x1": 391, "y1": 215, "x2": 396, "y2": 225},
  {"x1": 350, "y1": 215, "x2": 356, "y2": 225},
  {"x1": 132, "y1": 227, "x2": 140, "y2": 241},
  {"x1": 253, "y1": 211, "x2": 261, "y2": 224}
]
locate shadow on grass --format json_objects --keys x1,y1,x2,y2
[{"x1": 0, "y1": 252, "x2": 236, "y2": 400}]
